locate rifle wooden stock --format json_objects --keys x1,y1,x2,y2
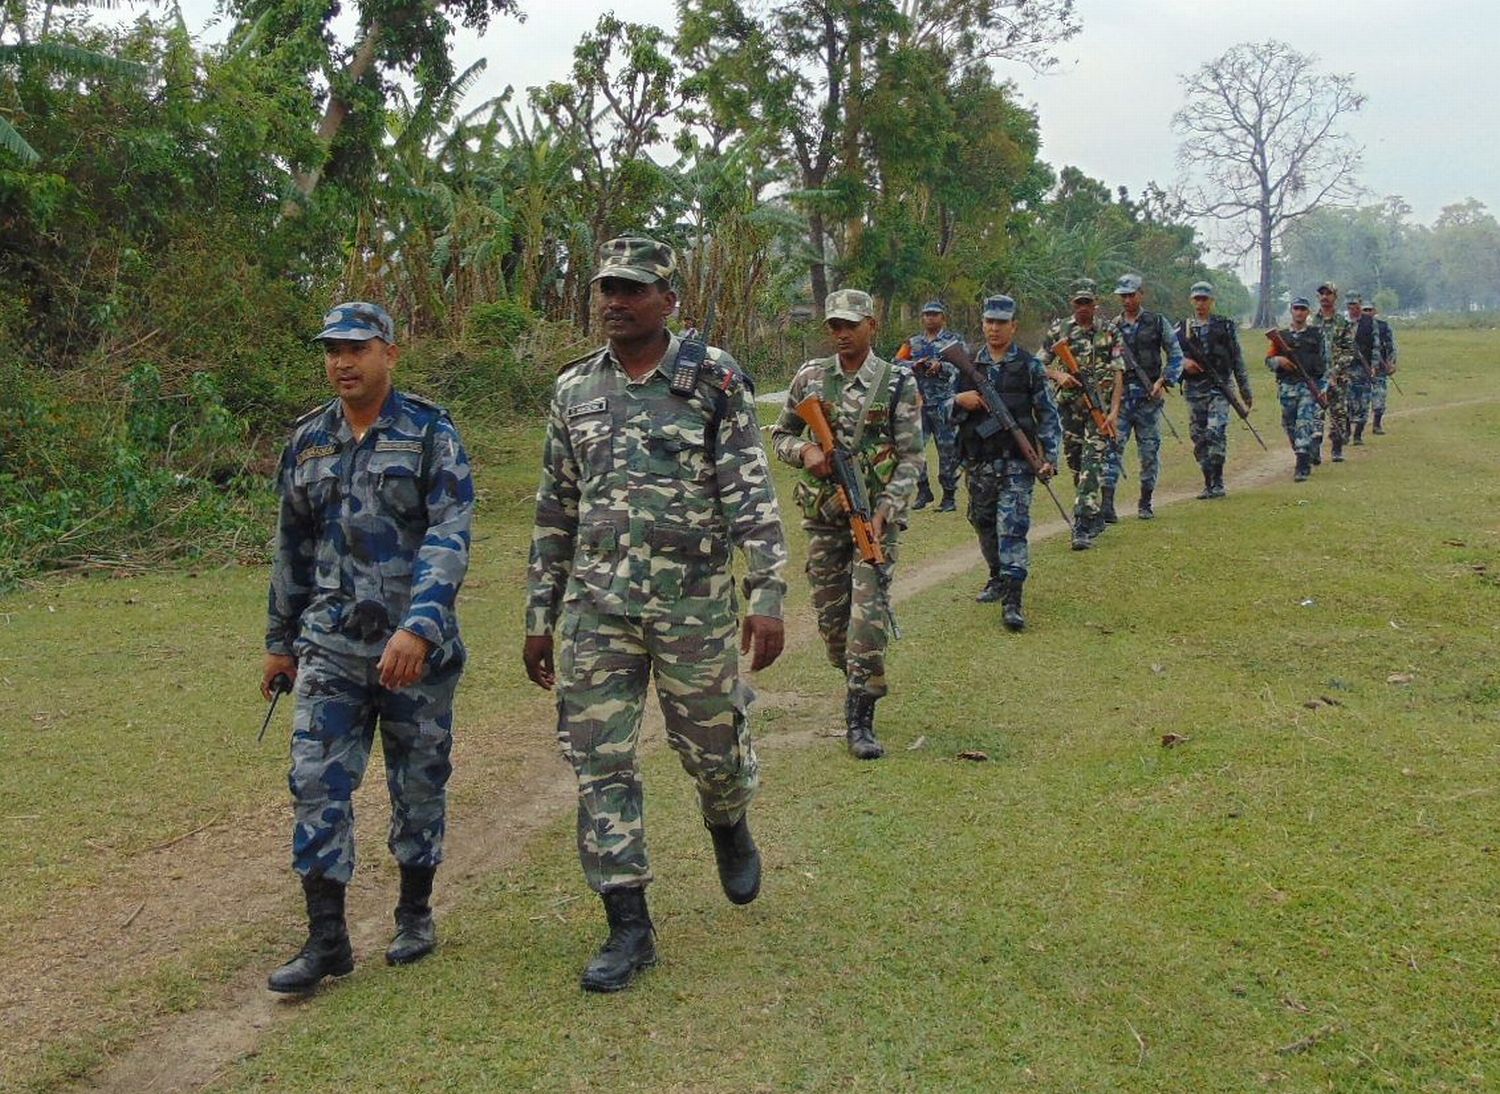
[
  {"x1": 794, "y1": 395, "x2": 887, "y2": 566},
  {"x1": 1265, "y1": 329, "x2": 1329, "y2": 408},
  {"x1": 1050, "y1": 339, "x2": 1117, "y2": 439}
]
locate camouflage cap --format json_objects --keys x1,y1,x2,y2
[
  {"x1": 920, "y1": 300, "x2": 946, "y2": 314},
  {"x1": 1114, "y1": 273, "x2": 1143, "y2": 295},
  {"x1": 1316, "y1": 281, "x2": 1337, "y2": 294},
  {"x1": 1190, "y1": 280, "x2": 1215, "y2": 298},
  {"x1": 591, "y1": 235, "x2": 677, "y2": 285},
  {"x1": 1069, "y1": 278, "x2": 1098, "y2": 302},
  {"x1": 825, "y1": 289, "x2": 875, "y2": 323},
  {"x1": 1344, "y1": 291, "x2": 1363, "y2": 304},
  {"x1": 982, "y1": 294, "x2": 1017, "y2": 321},
  {"x1": 315, "y1": 301, "x2": 395, "y2": 343},
  {"x1": 1291, "y1": 296, "x2": 1311, "y2": 309}
]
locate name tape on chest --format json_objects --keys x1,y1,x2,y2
[
  {"x1": 566, "y1": 397, "x2": 609, "y2": 419},
  {"x1": 296, "y1": 442, "x2": 339, "y2": 465},
  {"x1": 374, "y1": 438, "x2": 426, "y2": 454}
]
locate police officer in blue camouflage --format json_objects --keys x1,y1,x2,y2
[
  {"x1": 524, "y1": 236, "x2": 788, "y2": 993},
  {"x1": 953, "y1": 294, "x2": 1062, "y2": 631},
  {"x1": 1363, "y1": 304, "x2": 1398, "y2": 434},
  {"x1": 263, "y1": 301, "x2": 474, "y2": 993},
  {"x1": 1107, "y1": 274, "x2": 1183, "y2": 521},
  {"x1": 1175, "y1": 281, "x2": 1251, "y2": 499},
  {"x1": 904, "y1": 301, "x2": 963, "y2": 512},
  {"x1": 1266, "y1": 296, "x2": 1329, "y2": 482}
]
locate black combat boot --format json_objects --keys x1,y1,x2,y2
[
  {"x1": 913, "y1": 478, "x2": 934, "y2": 510},
  {"x1": 1070, "y1": 516, "x2": 1094, "y2": 550},
  {"x1": 268, "y1": 875, "x2": 354, "y2": 993},
  {"x1": 1101, "y1": 486, "x2": 1119, "y2": 524},
  {"x1": 1373, "y1": 411, "x2": 1385, "y2": 435},
  {"x1": 1311, "y1": 436, "x2": 1323, "y2": 465},
  {"x1": 1294, "y1": 452, "x2": 1311, "y2": 482},
  {"x1": 1001, "y1": 578, "x2": 1026, "y2": 632},
  {"x1": 846, "y1": 691, "x2": 884, "y2": 760},
  {"x1": 581, "y1": 887, "x2": 656, "y2": 993},
  {"x1": 1331, "y1": 439, "x2": 1344, "y2": 462},
  {"x1": 938, "y1": 489, "x2": 957, "y2": 513},
  {"x1": 1207, "y1": 461, "x2": 1227, "y2": 498},
  {"x1": 1137, "y1": 488, "x2": 1155, "y2": 520},
  {"x1": 385, "y1": 864, "x2": 437, "y2": 966},
  {"x1": 705, "y1": 815, "x2": 762, "y2": 905},
  {"x1": 1195, "y1": 464, "x2": 1214, "y2": 500},
  {"x1": 1353, "y1": 421, "x2": 1365, "y2": 445},
  {"x1": 976, "y1": 573, "x2": 1004, "y2": 603}
]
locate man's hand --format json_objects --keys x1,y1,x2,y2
[
  {"x1": 1106, "y1": 411, "x2": 1120, "y2": 434},
  {"x1": 872, "y1": 510, "x2": 888, "y2": 543},
  {"x1": 740, "y1": 615, "x2": 785, "y2": 672},
  {"x1": 1037, "y1": 461, "x2": 1056, "y2": 482},
  {"x1": 1150, "y1": 378, "x2": 1167, "y2": 400},
  {"x1": 262, "y1": 653, "x2": 297, "y2": 702},
  {"x1": 378, "y1": 629, "x2": 433, "y2": 690},
  {"x1": 954, "y1": 391, "x2": 984, "y2": 411},
  {"x1": 1183, "y1": 360, "x2": 1204, "y2": 375},
  {"x1": 800, "y1": 443, "x2": 832, "y2": 479},
  {"x1": 523, "y1": 635, "x2": 555, "y2": 690},
  {"x1": 1052, "y1": 370, "x2": 1081, "y2": 389},
  {"x1": 1240, "y1": 391, "x2": 1254, "y2": 411},
  {"x1": 1271, "y1": 355, "x2": 1294, "y2": 374}
]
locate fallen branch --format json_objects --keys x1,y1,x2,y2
[{"x1": 139, "y1": 816, "x2": 221, "y2": 855}]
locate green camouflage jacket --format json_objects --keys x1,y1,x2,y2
[{"x1": 1038, "y1": 317, "x2": 1125, "y2": 408}]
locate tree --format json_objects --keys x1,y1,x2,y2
[{"x1": 1172, "y1": 40, "x2": 1364, "y2": 326}]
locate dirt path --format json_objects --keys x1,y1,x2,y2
[{"x1": 46, "y1": 393, "x2": 1473, "y2": 1092}]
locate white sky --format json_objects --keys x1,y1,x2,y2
[{"x1": 147, "y1": 0, "x2": 1498, "y2": 259}]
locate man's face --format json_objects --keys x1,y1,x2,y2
[
  {"x1": 323, "y1": 337, "x2": 398, "y2": 409},
  {"x1": 596, "y1": 277, "x2": 676, "y2": 341},
  {"x1": 983, "y1": 317, "x2": 1016, "y2": 352},
  {"x1": 1290, "y1": 305, "x2": 1310, "y2": 328},
  {"x1": 1117, "y1": 291, "x2": 1141, "y2": 315},
  {"x1": 1362, "y1": 306, "x2": 1376, "y2": 319},
  {"x1": 827, "y1": 317, "x2": 876, "y2": 360},
  {"x1": 1072, "y1": 298, "x2": 1096, "y2": 326},
  {"x1": 1317, "y1": 289, "x2": 1336, "y2": 312},
  {"x1": 1347, "y1": 301, "x2": 1362, "y2": 320},
  {"x1": 921, "y1": 310, "x2": 945, "y2": 335},
  {"x1": 1192, "y1": 294, "x2": 1212, "y2": 318}
]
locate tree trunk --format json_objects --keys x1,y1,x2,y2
[
  {"x1": 1255, "y1": 213, "x2": 1275, "y2": 327},
  {"x1": 287, "y1": 22, "x2": 384, "y2": 209},
  {"x1": 808, "y1": 206, "x2": 829, "y2": 318}
]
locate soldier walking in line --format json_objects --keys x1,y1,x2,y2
[
  {"x1": 1040, "y1": 278, "x2": 1123, "y2": 550},
  {"x1": 1344, "y1": 292, "x2": 1377, "y2": 446},
  {"x1": 1310, "y1": 282, "x2": 1354, "y2": 463},
  {"x1": 1266, "y1": 296, "x2": 1329, "y2": 482},
  {"x1": 1363, "y1": 303, "x2": 1398, "y2": 434},
  {"x1": 903, "y1": 301, "x2": 963, "y2": 512},
  {"x1": 953, "y1": 294, "x2": 1062, "y2": 630},
  {"x1": 771, "y1": 289, "x2": 923, "y2": 759},
  {"x1": 523, "y1": 236, "x2": 788, "y2": 992},
  {"x1": 1174, "y1": 281, "x2": 1251, "y2": 499},
  {"x1": 1106, "y1": 274, "x2": 1183, "y2": 521},
  {"x1": 263, "y1": 301, "x2": 474, "y2": 993}
]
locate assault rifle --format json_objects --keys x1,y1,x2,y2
[
  {"x1": 938, "y1": 342, "x2": 1073, "y2": 531},
  {"x1": 1115, "y1": 333, "x2": 1184, "y2": 443},
  {"x1": 1048, "y1": 339, "x2": 1118, "y2": 439},
  {"x1": 1174, "y1": 329, "x2": 1269, "y2": 451},
  {"x1": 1351, "y1": 334, "x2": 1405, "y2": 396},
  {"x1": 895, "y1": 339, "x2": 942, "y2": 379},
  {"x1": 795, "y1": 395, "x2": 900, "y2": 638},
  {"x1": 1265, "y1": 328, "x2": 1329, "y2": 409}
]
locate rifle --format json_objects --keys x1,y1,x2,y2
[
  {"x1": 896, "y1": 339, "x2": 942, "y2": 379},
  {"x1": 1174, "y1": 328, "x2": 1269, "y2": 451},
  {"x1": 1115, "y1": 330, "x2": 1184, "y2": 443},
  {"x1": 795, "y1": 395, "x2": 900, "y2": 638},
  {"x1": 1265, "y1": 328, "x2": 1329, "y2": 409},
  {"x1": 1049, "y1": 339, "x2": 1118, "y2": 439},
  {"x1": 257, "y1": 672, "x2": 292, "y2": 743},
  {"x1": 938, "y1": 342, "x2": 1073, "y2": 532},
  {"x1": 1352, "y1": 331, "x2": 1405, "y2": 395}
]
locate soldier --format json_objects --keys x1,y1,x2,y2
[
  {"x1": 1174, "y1": 281, "x2": 1251, "y2": 499},
  {"x1": 1363, "y1": 304, "x2": 1398, "y2": 434},
  {"x1": 1344, "y1": 292, "x2": 1377, "y2": 445},
  {"x1": 523, "y1": 236, "x2": 788, "y2": 993},
  {"x1": 1039, "y1": 278, "x2": 1124, "y2": 550},
  {"x1": 903, "y1": 301, "x2": 963, "y2": 512},
  {"x1": 1107, "y1": 274, "x2": 1183, "y2": 521},
  {"x1": 1310, "y1": 282, "x2": 1354, "y2": 463},
  {"x1": 263, "y1": 301, "x2": 474, "y2": 993},
  {"x1": 953, "y1": 294, "x2": 1062, "y2": 631},
  {"x1": 771, "y1": 289, "x2": 923, "y2": 759},
  {"x1": 1266, "y1": 296, "x2": 1329, "y2": 482}
]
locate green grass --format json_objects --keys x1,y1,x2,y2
[{"x1": 3, "y1": 332, "x2": 1497, "y2": 1090}]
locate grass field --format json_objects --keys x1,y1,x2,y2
[{"x1": 1, "y1": 331, "x2": 1496, "y2": 1091}]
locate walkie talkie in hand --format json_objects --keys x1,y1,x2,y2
[
  {"x1": 669, "y1": 337, "x2": 708, "y2": 397},
  {"x1": 257, "y1": 672, "x2": 293, "y2": 743}
]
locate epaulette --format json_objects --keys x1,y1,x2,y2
[
  {"x1": 399, "y1": 391, "x2": 452, "y2": 422},
  {"x1": 292, "y1": 398, "x2": 338, "y2": 429},
  {"x1": 697, "y1": 358, "x2": 741, "y2": 397},
  {"x1": 558, "y1": 346, "x2": 607, "y2": 376}
]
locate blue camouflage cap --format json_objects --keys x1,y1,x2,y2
[
  {"x1": 982, "y1": 294, "x2": 1017, "y2": 321},
  {"x1": 1344, "y1": 290, "x2": 1363, "y2": 304},
  {"x1": 1190, "y1": 280, "x2": 1215, "y2": 298},
  {"x1": 316, "y1": 301, "x2": 395, "y2": 343},
  {"x1": 591, "y1": 235, "x2": 677, "y2": 285},
  {"x1": 1114, "y1": 273, "x2": 1143, "y2": 295},
  {"x1": 1291, "y1": 296, "x2": 1311, "y2": 309},
  {"x1": 921, "y1": 300, "x2": 946, "y2": 314}
]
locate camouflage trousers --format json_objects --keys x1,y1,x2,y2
[
  {"x1": 804, "y1": 522, "x2": 900, "y2": 698},
  {"x1": 1327, "y1": 380, "x2": 1351, "y2": 446},
  {"x1": 965, "y1": 458, "x2": 1035, "y2": 582},
  {"x1": 287, "y1": 642, "x2": 460, "y2": 884},
  {"x1": 1105, "y1": 390, "x2": 1163, "y2": 491},
  {"x1": 554, "y1": 605, "x2": 757, "y2": 893},
  {"x1": 1060, "y1": 401, "x2": 1110, "y2": 522},
  {"x1": 919, "y1": 395, "x2": 960, "y2": 494},
  {"x1": 1186, "y1": 388, "x2": 1231, "y2": 468},
  {"x1": 1371, "y1": 375, "x2": 1389, "y2": 414},
  {"x1": 1346, "y1": 379, "x2": 1372, "y2": 428},
  {"x1": 1277, "y1": 380, "x2": 1319, "y2": 455}
]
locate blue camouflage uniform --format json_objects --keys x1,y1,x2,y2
[
  {"x1": 1106, "y1": 307, "x2": 1183, "y2": 494},
  {"x1": 267, "y1": 388, "x2": 473, "y2": 884},
  {"x1": 1174, "y1": 296, "x2": 1250, "y2": 481},
  {"x1": 1265, "y1": 319, "x2": 1328, "y2": 459},
  {"x1": 1370, "y1": 317, "x2": 1396, "y2": 418},
  {"x1": 907, "y1": 326, "x2": 963, "y2": 498},
  {"x1": 953, "y1": 341, "x2": 1062, "y2": 585}
]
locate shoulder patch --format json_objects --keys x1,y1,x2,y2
[
  {"x1": 566, "y1": 397, "x2": 608, "y2": 419},
  {"x1": 296, "y1": 442, "x2": 339, "y2": 465}
]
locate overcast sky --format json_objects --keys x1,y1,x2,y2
[{"x1": 162, "y1": 0, "x2": 1497, "y2": 259}]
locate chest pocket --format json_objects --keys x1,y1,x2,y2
[
  {"x1": 645, "y1": 420, "x2": 710, "y2": 481},
  {"x1": 370, "y1": 452, "x2": 425, "y2": 522},
  {"x1": 294, "y1": 457, "x2": 342, "y2": 529},
  {"x1": 568, "y1": 410, "x2": 614, "y2": 478}
]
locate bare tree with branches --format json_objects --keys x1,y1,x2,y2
[{"x1": 1172, "y1": 40, "x2": 1364, "y2": 326}]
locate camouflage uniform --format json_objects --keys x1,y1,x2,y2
[
  {"x1": 1106, "y1": 308, "x2": 1182, "y2": 496},
  {"x1": 268, "y1": 388, "x2": 473, "y2": 884},
  {"x1": 1310, "y1": 307, "x2": 1354, "y2": 458},
  {"x1": 1265, "y1": 318, "x2": 1328, "y2": 474},
  {"x1": 908, "y1": 326, "x2": 963, "y2": 501},
  {"x1": 526, "y1": 331, "x2": 787, "y2": 894},
  {"x1": 953, "y1": 341, "x2": 1062, "y2": 585},
  {"x1": 1175, "y1": 302, "x2": 1250, "y2": 487},
  {"x1": 770, "y1": 345, "x2": 923, "y2": 698},
  {"x1": 1038, "y1": 314, "x2": 1123, "y2": 529},
  {"x1": 1370, "y1": 317, "x2": 1396, "y2": 425}
]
